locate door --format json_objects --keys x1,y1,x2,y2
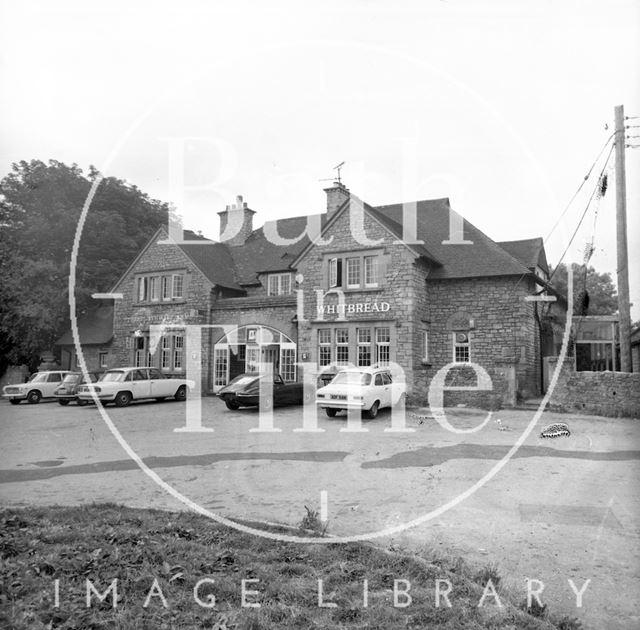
[
  {"x1": 261, "y1": 345, "x2": 279, "y2": 374},
  {"x1": 148, "y1": 368, "x2": 172, "y2": 397},
  {"x1": 45, "y1": 372, "x2": 64, "y2": 397},
  {"x1": 130, "y1": 369, "x2": 151, "y2": 399},
  {"x1": 374, "y1": 372, "x2": 390, "y2": 408}
]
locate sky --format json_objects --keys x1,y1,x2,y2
[{"x1": 1, "y1": 0, "x2": 639, "y2": 317}]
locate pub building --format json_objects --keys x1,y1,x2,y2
[{"x1": 97, "y1": 183, "x2": 561, "y2": 408}]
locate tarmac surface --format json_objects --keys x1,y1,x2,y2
[{"x1": 1, "y1": 396, "x2": 639, "y2": 629}]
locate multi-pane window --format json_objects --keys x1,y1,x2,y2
[
  {"x1": 336, "y1": 328, "x2": 349, "y2": 364},
  {"x1": 172, "y1": 274, "x2": 184, "y2": 299},
  {"x1": 136, "y1": 274, "x2": 184, "y2": 303},
  {"x1": 162, "y1": 276, "x2": 171, "y2": 300},
  {"x1": 150, "y1": 277, "x2": 160, "y2": 301},
  {"x1": 357, "y1": 328, "x2": 372, "y2": 366},
  {"x1": 453, "y1": 332, "x2": 471, "y2": 363},
  {"x1": 375, "y1": 327, "x2": 390, "y2": 365},
  {"x1": 346, "y1": 258, "x2": 361, "y2": 288},
  {"x1": 99, "y1": 352, "x2": 108, "y2": 368},
  {"x1": 174, "y1": 335, "x2": 184, "y2": 370},
  {"x1": 161, "y1": 337, "x2": 171, "y2": 369},
  {"x1": 364, "y1": 256, "x2": 379, "y2": 287},
  {"x1": 134, "y1": 336, "x2": 152, "y2": 367},
  {"x1": 281, "y1": 348, "x2": 297, "y2": 382},
  {"x1": 329, "y1": 258, "x2": 342, "y2": 288},
  {"x1": 326, "y1": 252, "x2": 382, "y2": 289},
  {"x1": 267, "y1": 273, "x2": 292, "y2": 296},
  {"x1": 318, "y1": 329, "x2": 332, "y2": 366}
]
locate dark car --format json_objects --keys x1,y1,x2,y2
[
  {"x1": 218, "y1": 373, "x2": 303, "y2": 410},
  {"x1": 54, "y1": 371, "x2": 103, "y2": 406}
]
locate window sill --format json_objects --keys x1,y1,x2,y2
[
  {"x1": 134, "y1": 299, "x2": 186, "y2": 306},
  {"x1": 420, "y1": 360, "x2": 432, "y2": 367},
  {"x1": 329, "y1": 287, "x2": 384, "y2": 293}
]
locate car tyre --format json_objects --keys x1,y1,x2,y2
[
  {"x1": 325, "y1": 408, "x2": 338, "y2": 417},
  {"x1": 366, "y1": 400, "x2": 380, "y2": 419},
  {"x1": 225, "y1": 398, "x2": 240, "y2": 410},
  {"x1": 27, "y1": 390, "x2": 42, "y2": 404},
  {"x1": 174, "y1": 385, "x2": 187, "y2": 402},
  {"x1": 77, "y1": 399, "x2": 88, "y2": 407},
  {"x1": 58, "y1": 399, "x2": 70, "y2": 406},
  {"x1": 9, "y1": 399, "x2": 21, "y2": 405},
  {"x1": 114, "y1": 391, "x2": 132, "y2": 407}
]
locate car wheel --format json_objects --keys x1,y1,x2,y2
[
  {"x1": 58, "y1": 399, "x2": 70, "y2": 406},
  {"x1": 366, "y1": 400, "x2": 380, "y2": 419},
  {"x1": 9, "y1": 399, "x2": 21, "y2": 405},
  {"x1": 325, "y1": 408, "x2": 338, "y2": 417},
  {"x1": 114, "y1": 391, "x2": 132, "y2": 407},
  {"x1": 77, "y1": 399, "x2": 88, "y2": 407},
  {"x1": 174, "y1": 385, "x2": 187, "y2": 402},
  {"x1": 225, "y1": 399, "x2": 240, "y2": 410},
  {"x1": 27, "y1": 390, "x2": 42, "y2": 404}
]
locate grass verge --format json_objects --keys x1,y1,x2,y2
[{"x1": 0, "y1": 504, "x2": 578, "y2": 629}]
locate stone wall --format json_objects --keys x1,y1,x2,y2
[
  {"x1": 111, "y1": 230, "x2": 212, "y2": 389},
  {"x1": 421, "y1": 276, "x2": 541, "y2": 407},
  {"x1": 548, "y1": 359, "x2": 640, "y2": 418}
]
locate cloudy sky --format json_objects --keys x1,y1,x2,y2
[{"x1": 1, "y1": 0, "x2": 639, "y2": 315}]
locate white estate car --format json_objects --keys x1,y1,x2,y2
[
  {"x1": 3, "y1": 371, "x2": 71, "y2": 405},
  {"x1": 315, "y1": 367, "x2": 406, "y2": 418},
  {"x1": 77, "y1": 367, "x2": 193, "y2": 407}
]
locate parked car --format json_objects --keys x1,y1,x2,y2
[
  {"x1": 315, "y1": 367, "x2": 406, "y2": 418},
  {"x1": 3, "y1": 371, "x2": 71, "y2": 405},
  {"x1": 54, "y1": 371, "x2": 104, "y2": 406},
  {"x1": 218, "y1": 373, "x2": 303, "y2": 410},
  {"x1": 77, "y1": 367, "x2": 193, "y2": 407}
]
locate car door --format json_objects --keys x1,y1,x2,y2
[
  {"x1": 46, "y1": 373, "x2": 64, "y2": 397},
  {"x1": 148, "y1": 368, "x2": 171, "y2": 397},
  {"x1": 373, "y1": 373, "x2": 390, "y2": 408},
  {"x1": 381, "y1": 372, "x2": 395, "y2": 407},
  {"x1": 130, "y1": 369, "x2": 151, "y2": 399}
]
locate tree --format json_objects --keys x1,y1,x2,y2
[
  {"x1": 550, "y1": 262, "x2": 618, "y2": 316},
  {"x1": 0, "y1": 159, "x2": 169, "y2": 372}
]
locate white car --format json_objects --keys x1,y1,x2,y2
[
  {"x1": 77, "y1": 367, "x2": 193, "y2": 407},
  {"x1": 3, "y1": 371, "x2": 71, "y2": 405},
  {"x1": 315, "y1": 367, "x2": 406, "y2": 418}
]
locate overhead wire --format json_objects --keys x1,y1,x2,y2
[
  {"x1": 548, "y1": 141, "x2": 615, "y2": 282},
  {"x1": 545, "y1": 132, "x2": 614, "y2": 242}
]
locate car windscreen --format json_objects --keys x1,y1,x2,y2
[
  {"x1": 28, "y1": 373, "x2": 49, "y2": 383},
  {"x1": 228, "y1": 375, "x2": 260, "y2": 387},
  {"x1": 331, "y1": 372, "x2": 372, "y2": 386},
  {"x1": 101, "y1": 371, "x2": 126, "y2": 382},
  {"x1": 62, "y1": 374, "x2": 82, "y2": 384}
]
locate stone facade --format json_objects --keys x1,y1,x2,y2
[{"x1": 548, "y1": 359, "x2": 640, "y2": 418}]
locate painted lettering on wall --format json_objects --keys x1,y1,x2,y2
[{"x1": 316, "y1": 301, "x2": 391, "y2": 316}]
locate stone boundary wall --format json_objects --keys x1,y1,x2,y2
[{"x1": 548, "y1": 359, "x2": 640, "y2": 418}]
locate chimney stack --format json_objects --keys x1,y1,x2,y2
[
  {"x1": 324, "y1": 181, "x2": 350, "y2": 215},
  {"x1": 218, "y1": 194, "x2": 256, "y2": 246}
]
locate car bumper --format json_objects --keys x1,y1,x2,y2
[
  {"x1": 235, "y1": 394, "x2": 261, "y2": 406},
  {"x1": 315, "y1": 399, "x2": 365, "y2": 409},
  {"x1": 3, "y1": 393, "x2": 27, "y2": 401}
]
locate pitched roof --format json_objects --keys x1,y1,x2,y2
[
  {"x1": 372, "y1": 198, "x2": 531, "y2": 279},
  {"x1": 55, "y1": 305, "x2": 114, "y2": 346},
  {"x1": 497, "y1": 237, "x2": 548, "y2": 274},
  {"x1": 177, "y1": 240, "x2": 242, "y2": 290}
]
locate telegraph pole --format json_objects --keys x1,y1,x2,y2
[{"x1": 614, "y1": 105, "x2": 632, "y2": 372}]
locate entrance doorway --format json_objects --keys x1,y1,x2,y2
[{"x1": 212, "y1": 325, "x2": 297, "y2": 391}]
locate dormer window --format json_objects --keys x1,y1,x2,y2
[{"x1": 267, "y1": 272, "x2": 292, "y2": 296}]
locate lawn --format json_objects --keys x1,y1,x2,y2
[{"x1": 0, "y1": 505, "x2": 580, "y2": 629}]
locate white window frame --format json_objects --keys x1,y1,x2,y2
[
  {"x1": 375, "y1": 327, "x2": 390, "y2": 365},
  {"x1": 453, "y1": 332, "x2": 471, "y2": 363},
  {"x1": 136, "y1": 277, "x2": 147, "y2": 302},
  {"x1": 364, "y1": 255, "x2": 379, "y2": 287},
  {"x1": 172, "y1": 274, "x2": 184, "y2": 299},
  {"x1": 423, "y1": 331, "x2": 430, "y2": 362},
  {"x1": 162, "y1": 276, "x2": 171, "y2": 301},
  {"x1": 150, "y1": 276, "x2": 160, "y2": 301},
  {"x1": 329, "y1": 258, "x2": 339, "y2": 288},
  {"x1": 173, "y1": 334, "x2": 184, "y2": 370},
  {"x1": 267, "y1": 272, "x2": 292, "y2": 296},
  {"x1": 335, "y1": 328, "x2": 349, "y2": 365},
  {"x1": 99, "y1": 351, "x2": 108, "y2": 368},
  {"x1": 318, "y1": 328, "x2": 332, "y2": 366},
  {"x1": 346, "y1": 257, "x2": 361, "y2": 288},
  {"x1": 357, "y1": 327, "x2": 372, "y2": 367}
]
